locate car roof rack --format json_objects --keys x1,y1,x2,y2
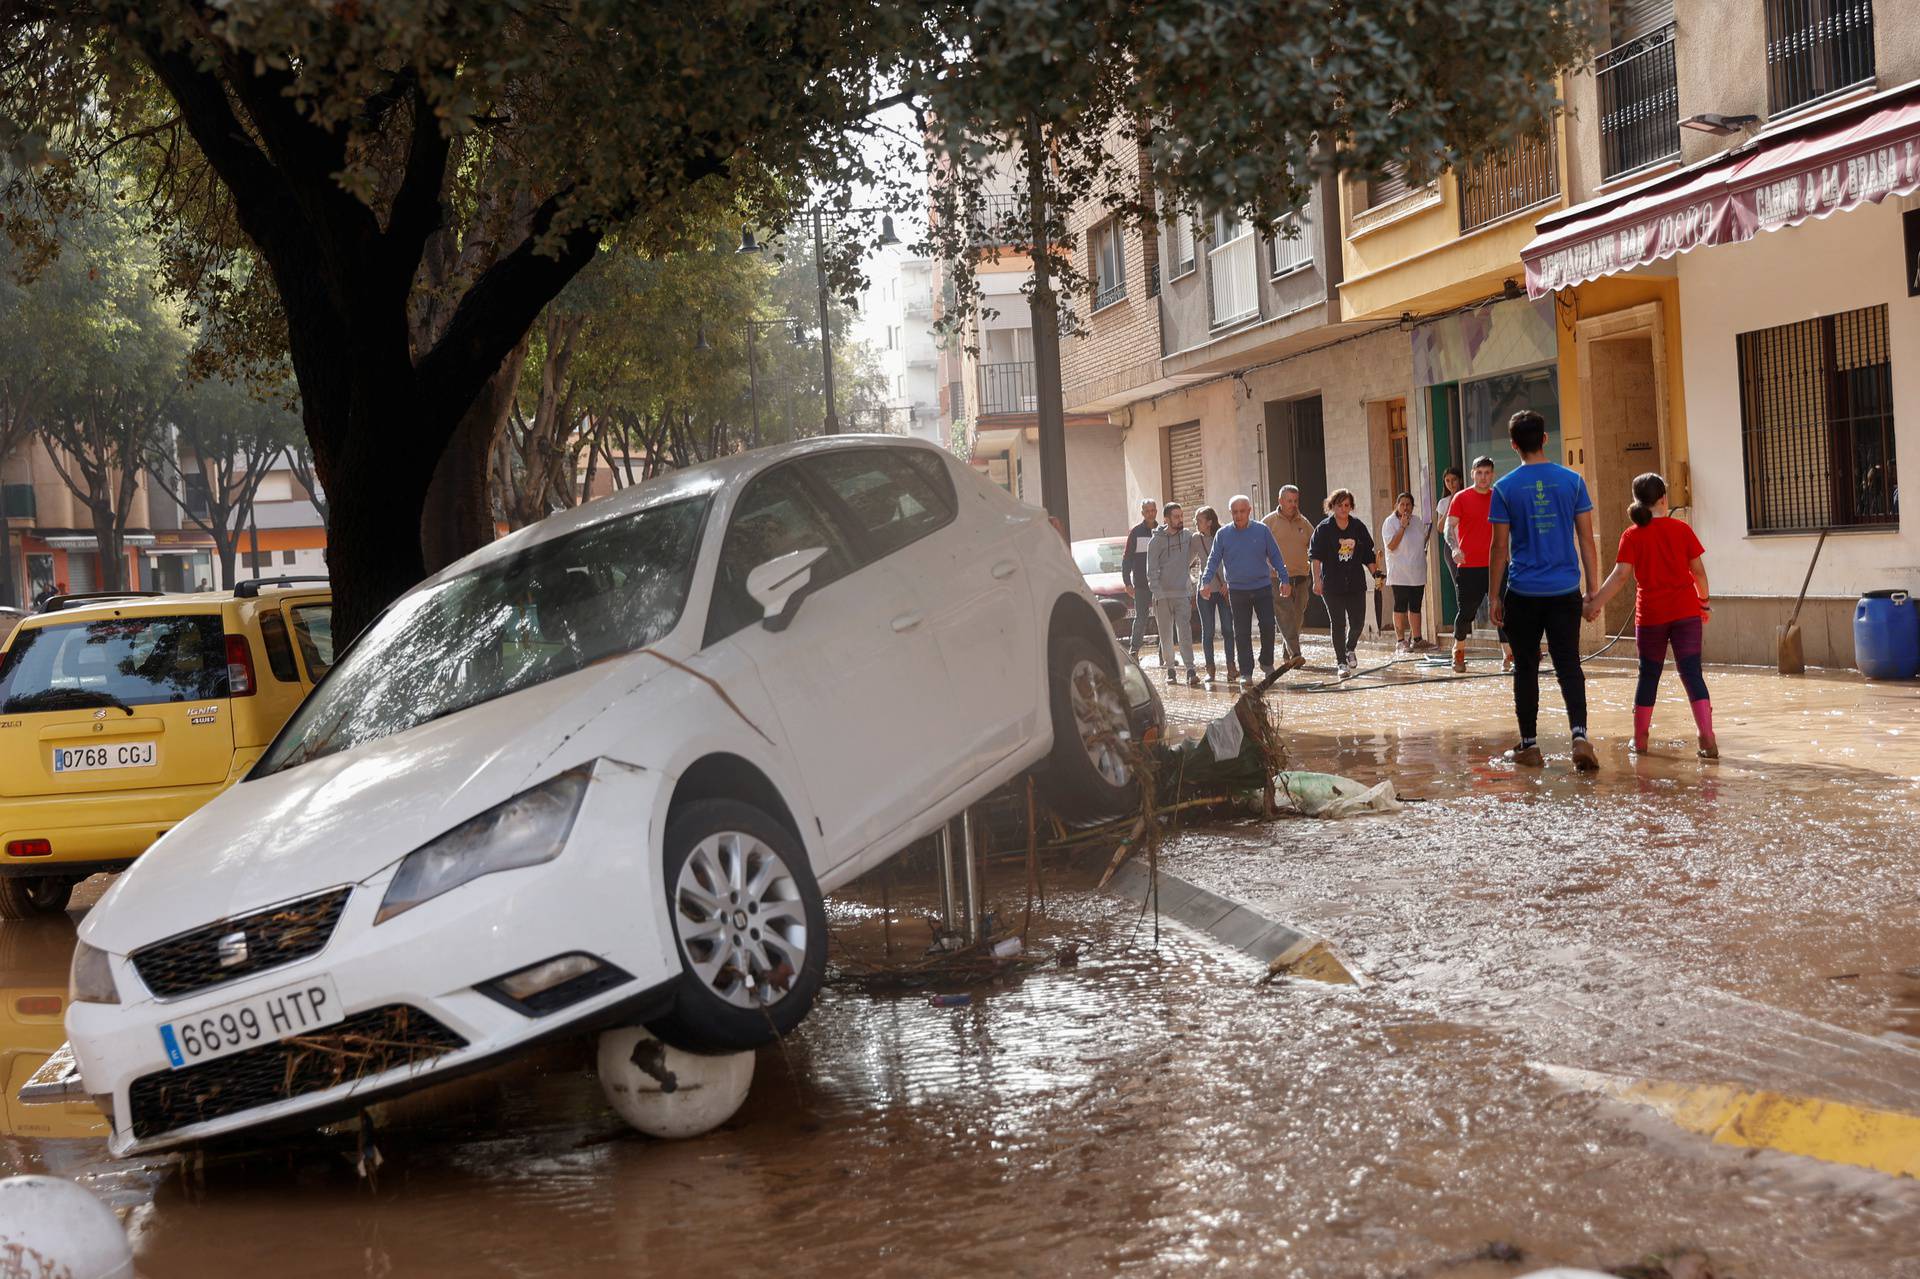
[
  {"x1": 39, "y1": 591, "x2": 166, "y2": 613},
  {"x1": 232, "y1": 575, "x2": 331, "y2": 598}
]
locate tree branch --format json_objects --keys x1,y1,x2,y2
[{"x1": 383, "y1": 76, "x2": 449, "y2": 281}]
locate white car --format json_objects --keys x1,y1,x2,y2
[{"x1": 61, "y1": 436, "x2": 1138, "y2": 1156}]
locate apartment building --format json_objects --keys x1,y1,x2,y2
[
  {"x1": 853, "y1": 250, "x2": 944, "y2": 444},
  {"x1": 0, "y1": 438, "x2": 197, "y2": 606},
  {"x1": 1529, "y1": 0, "x2": 1918, "y2": 664}
]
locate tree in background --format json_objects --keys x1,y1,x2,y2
[
  {"x1": 0, "y1": 196, "x2": 187, "y2": 592},
  {"x1": 143, "y1": 371, "x2": 306, "y2": 588}
]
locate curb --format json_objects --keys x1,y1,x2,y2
[{"x1": 1104, "y1": 860, "x2": 1368, "y2": 984}]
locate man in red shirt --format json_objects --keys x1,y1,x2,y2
[{"x1": 1442, "y1": 456, "x2": 1512, "y2": 672}]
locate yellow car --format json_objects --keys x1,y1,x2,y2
[
  {"x1": 2, "y1": 916, "x2": 107, "y2": 1140},
  {"x1": 0, "y1": 580, "x2": 333, "y2": 918}
]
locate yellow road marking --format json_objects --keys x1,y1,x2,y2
[{"x1": 1538, "y1": 1064, "x2": 1920, "y2": 1179}]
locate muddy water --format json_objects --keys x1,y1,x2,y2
[{"x1": 3, "y1": 659, "x2": 1918, "y2": 1276}]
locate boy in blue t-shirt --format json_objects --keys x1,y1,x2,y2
[{"x1": 1489, "y1": 410, "x2": 1600, "y2": 773}]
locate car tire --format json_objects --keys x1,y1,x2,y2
[
  {"x1": 0, "y1": 876, "x2": 74, "y2": 921},
  {"x1": 647, "y1": 798, "x2": 828, "y2": 1055},
  {"x1": 1039, "y1": 632, "x2": 1138, "y2": 821}
]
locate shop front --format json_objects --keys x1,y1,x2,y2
[{"x1": 1524, "y1": 82, "x2": 1920, "y2": 666}]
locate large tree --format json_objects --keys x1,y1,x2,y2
[{"x1": 3, "y1": 0, "x2": 1583, "y2": 638}]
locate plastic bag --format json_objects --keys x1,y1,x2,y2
[{"x1": 1272, "y1": 771, "x2": 1401, "y2": 818}]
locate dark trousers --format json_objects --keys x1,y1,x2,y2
[
  {"x1": 1502, "y1": 589, "x2": 1587, "y2": 740},
  {"x1": 1325, "y1": 590, "x2": 1365, "y2": 663},
  {"x1": 1198, "y1": 590, "x2": 1235, "y2": 672},
  {"x1": 1228, "y1": 587, "x2": 1276, "y2": 675},
  {"x1": 1635, "y1": 616, "x2": 1709, "y2": 706},
  {"x1": 1453, "y1": 566, "x2": 1510, "y2": 643}
]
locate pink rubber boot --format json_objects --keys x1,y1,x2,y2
[
  {"x1": 1632, "y1": 705, "x2": 1653, "y2": 753},
  {"x1": 1691, "y1": 699, "x2": 1717, "y2": 759}
]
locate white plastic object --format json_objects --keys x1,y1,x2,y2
[
  {"x1": 0, "y1": 1176, "x2": 134, "y2": 1279},
  {"x1": 596, "y1": 1026, "x2": 753, "y2": 1140}
]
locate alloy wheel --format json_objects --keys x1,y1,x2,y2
[
  {"x1": 673, "y1": 832, "x2": 810, "y2": 1009},
  {"x1": 1067, "y1": 657, "x2": 1133, "y2": 789}
]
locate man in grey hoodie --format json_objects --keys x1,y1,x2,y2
[{"x1": 1146, "y1": 501, "x2": 1203, "y2": 686}]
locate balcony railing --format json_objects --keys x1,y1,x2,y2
[
  {"x1": 972, "y1": 193, "x2": 1025, "y2": 246},
  {"x1": 947, "y1": 379, "x2": 965, "y2": 423},
  {"x1": 1457, "y1": 129, "x2": 1560, "y2": 234},
  {"x1": 979, "y1": 361, "x2": 1037, "y2": 416},
  {"x1": 1596, "y1": 22, "x2": 1681, "y2": 179},
  {"x1": 1207, "y1": 234, "x2": 1258, "y2": 327}
]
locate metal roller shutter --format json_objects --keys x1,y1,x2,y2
[
  {"x1": 1166, "y1": 423, "x2": 1205, "y2": 511},
  {"x1": 1612, "y1": 0, "x2": 1675, "y2": 39}
]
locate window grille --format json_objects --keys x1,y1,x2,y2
[
  {"x1": 1596, "y1": 20, "x2": 1681, "y2": 179},
  {"x1": 1738, "y1": 304, "x2": 1898, "y2": 531},
  {"x1": 1764, "y1": 0, "x2": 1875, "y2": 115}
]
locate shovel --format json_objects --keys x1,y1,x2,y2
[{"x1": 1777, "y1": 527, "x2": 1828, "y2": 675}]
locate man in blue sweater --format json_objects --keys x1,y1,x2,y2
[{"x1": 1201, "y1": 494, "x2": 1291, "y2": 682}]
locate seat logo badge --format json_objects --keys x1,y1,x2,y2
[
  {"x1": 92, "y1": 709, "x2": 107, "y2": 720},
  {"x1": 216, "y1": 931, "x2": 250, "y2": 968}
]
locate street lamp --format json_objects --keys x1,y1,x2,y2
[{"x1": 738, "y1": 209, "x2": 901, "y2": 434}]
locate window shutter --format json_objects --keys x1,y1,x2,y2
[
  {"x1": 1167, "y1": 424, "x2": 1205, "y2": 511},
  {"x1": 1612, "y1": 0, "x2": 1675, "y2": 41},
  {"x1": 1367, "y1": 163, "x2": 1411, "y2": 209}
]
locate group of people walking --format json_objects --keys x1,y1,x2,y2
[{"x1": 1117, "y1": 406, "x2": 1719, "y2": 771}]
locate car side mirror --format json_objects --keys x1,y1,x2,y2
[{"x1": 746, "y1": 547, "x2": 828, "y2": 632}]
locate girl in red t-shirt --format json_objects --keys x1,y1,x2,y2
[{"x1": 1585, "y1": 473, "x2": 1716, "y2": 759}]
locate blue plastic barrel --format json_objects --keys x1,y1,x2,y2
[{"x1": 1854, "y1": 590, "x2": 1920, "y2": 680}]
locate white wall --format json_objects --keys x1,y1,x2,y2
[{"x1": 1677, "y1": 199, "x2": 1920, "y2": 599}]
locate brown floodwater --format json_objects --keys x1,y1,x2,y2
[{"x1": 4, "y1": 656, "x2": 1919, "y2": 1277}]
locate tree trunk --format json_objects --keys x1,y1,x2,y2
[
  {"x1": 420, "y1": 335, "x2": 529, "y2": 575},
  {"x1": 89, "y1": 502, "x2": 125, "y2": 592},
  {"x1": 325, "y1": 459, "x2": 432, "y2": 644}
]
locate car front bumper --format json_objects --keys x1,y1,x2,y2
[{"x1": 67, "y1": 757, "x2": 685, "y2": 1156}]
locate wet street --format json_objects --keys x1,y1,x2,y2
[{"x1": 5, "y1": 647, "x2": 1919, "y2": 1277}]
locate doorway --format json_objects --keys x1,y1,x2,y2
[
  {"x1": 1579, "y1": 317, "x2": 1668, "y2": 635},
  {"x1": 1264, "y1": 395, "x2": 1328, "y2": 628}
]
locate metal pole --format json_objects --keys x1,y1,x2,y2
[
  {"x1": 746, "y1": 323, "x2": 762, "y2": 448},
  {"x1": 814, "y1": 208, "x2": 840, "y2": 435},
  {"x1": 961, "y1": 807, "x2": 981, "y2": 944},
  {"x1": 1024, "y1": 117, "x2": 1071, "y2": 536},
  {"x1": 937, "y1": 821, "x2": 959, "y2": 936}
]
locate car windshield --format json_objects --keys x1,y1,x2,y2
[
  {"x1": 1072, "y1": 540, "x2": 1126, "y2": 575},
  {"x1": 256, "y1": 495, "x2": 710, "y2": 776},
  {"x1": 0, "y1": 615, "x2": 228, "y2": 713}
]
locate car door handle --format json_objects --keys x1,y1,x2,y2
[
  {"x1": 891, "y1": 611, "x2": 924, "y2": 633},
  {"x1": 991, "y1": 559, "x2": 1019, "y2": 580}
]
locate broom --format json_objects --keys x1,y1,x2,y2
[{"x1": 1777, "y1": 527, "x2": 1828, "y2": 675}]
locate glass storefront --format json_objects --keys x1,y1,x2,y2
[{"x1": 1459, "y1": 364, "x2": 1563, "y2": 476}]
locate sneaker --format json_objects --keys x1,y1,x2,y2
[
  {"x1": 1451, "y1": 642, "x2": 1467, "y2": 673},
  {"x1": 1335, "y1": 663, "x2": 1352, "y2": 679},
  {"x1": 1186, "y1": 670, "x2": 1202, "y2": 688},
  {"x1": 1285, "y1": 655, "x2": 1308, "y2": 673},
  {"x1": 1165, "y1": 670, "x2": 1178, "y2": 687},
  {"x1": 1226, "y1": 667, "x2": 1241, "y2": 683},
  {"x1": 1571, "y1": 737, "x2": 1600, "y2": 773},
  {"x1": 1505, "y1": 742, "x2": 1545, "y2": 768},
  {"x1": 1258, "y1": 666, "x2": 1275, "y2": 683}
]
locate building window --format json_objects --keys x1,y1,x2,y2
[
  {"x1": 1764, "y1": 0, "x2": 1875, "y2": 115},
  {"x1": 1269, "y1": 196, "x2": 1314, "y2": 276},
  {"x1": 1207, "y1": 211, "x2": 1257, "y2": 328},
  {"x1": 282, "y1": 549, "x2": 298, "y2": 566},
  {"x1": 1090, "y1": 221, "x2": 1127, "y2": 310},
  {"x1": 1364, "y1": 163, "x2": 1413, "y2": 210},
  {"x1": 1739, "y1": 305, "x2": 1897, "y2": 532},
  {"x1": 1167, "y1": 214, "x2": 1197, "y2": 279},
  {"x1": 1595, "y1": 9, "x2": 1680, "y2": 180},
  {"x1": 2, "y1": 483, "x2": 34, "y2": 520},
  {"x1": 181, "y1": 473, "x2": 211, "y2": 520},
  {"x1": 1165, "y1": 422, "x2": 1205, "y2": 511},
  {"x1": 1457, "y1": 128, "x2": 1560, "y2": 234}
]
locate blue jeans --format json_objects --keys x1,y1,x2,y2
[
  {"x1": 1128, "y1": 582, "x2": 1153, "y2": 654},
  {"x1": 1197, "y1": 590, "x2": 1235, "y2": 672},
  {"x1": 1228, "y1": 587, "x2": 1276, "y2": 675}
]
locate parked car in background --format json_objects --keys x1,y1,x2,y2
[
  {"x1": 0, "y1": 580, "x2": 334, "y2": 920},
  {"x1": 60, "y1": 436, "x2": 1141, "y2": 1157},
  {"x1": 1070, "y1": 535, "x2": 1201, "y2": 646}
]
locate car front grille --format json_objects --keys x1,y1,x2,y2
[
  {"x1": 127, "y1": 1004, "x2": 466, "y2": 1141},
  {"x1": 130, "y1": 887, "x2": 352, "y2": 999}
]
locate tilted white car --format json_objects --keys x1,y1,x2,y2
[{"x1": 61, "y1": 436, "x2": 1138, "y2": 1155}]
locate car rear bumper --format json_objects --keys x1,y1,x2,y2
[
  {"x1": 0, "y1": 858, "x2": 135, "y2": 879},
  {"x1": 0, "y1": 783, "x2": 232, "y2": 868}
]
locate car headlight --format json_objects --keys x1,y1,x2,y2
[
  {"x1": 70, "y1": 941, "x2": 120, "y2": 1006},
  {"x1": 375, "y1": 766, "x2": 592, "y2": 925}
]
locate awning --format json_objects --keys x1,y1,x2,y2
[{"x1": 1523, "y1": 82, "x2": 1920, "y2": 298}]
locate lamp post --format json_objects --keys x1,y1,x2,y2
[
  {"x1": 741, "y1": 209, "x2": 900, "y2": 435},
  {"x1": 741, "y1": 315, "x2": 805, "y2": 448}
]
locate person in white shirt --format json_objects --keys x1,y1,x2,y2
[{"x1": 1381, "y1": 491, "x2": 1431, "y2": 651}]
